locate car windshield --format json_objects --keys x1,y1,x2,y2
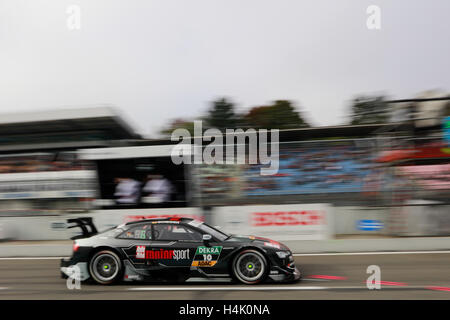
[{"x1": 188, "y1": 220, "x2": 230, "y2": 241}]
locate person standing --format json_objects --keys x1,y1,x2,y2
[
  {"x1": 142, "y1": 174, "x2": 174, "y2": 203},
  {"x1": 114, "y1": 177, "x2": 141, "y2": 205}
]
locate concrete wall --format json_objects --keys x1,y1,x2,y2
[
  {"x1": 0, "y1": 207, "x2": 203, "y2": 240},
  {"x1": 392, "y1": 203, "x2": 450, "y2": 236},
  {"x1": 333, "y1": 206, "x2": 389, "y2": 235},
  {"x1": 0, "y1": 203, "x2": 449, "y2": 241}
]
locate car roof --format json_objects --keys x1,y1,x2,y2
[{"x1": 124, "y1": 217, "x2": 194, "y2": 226}]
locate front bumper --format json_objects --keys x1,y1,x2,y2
[{"x1": 268, "y1": 265, "x2": 301, "y2": 283}]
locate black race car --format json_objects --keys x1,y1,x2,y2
[{"x1": 60, "y1": 217, "x2": 301, "y2": 285}]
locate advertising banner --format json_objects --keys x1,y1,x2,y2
[
  {"x1": 0, "y1": 170, "x2": 96, "y2": 200},
  {"x1": 443, "y1": 116, "x2": 450, "y2": 146},
  {"x1": 212, "y1": 204, "x2": 332, "y2": 241}
]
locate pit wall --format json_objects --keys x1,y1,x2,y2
[{"x1": 0, "y1": 203, "x2": 449, "y2": 241}]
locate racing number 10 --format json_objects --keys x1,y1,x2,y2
[{"x1": 203, "y1": 254, "x2": 212, "y2": 261}]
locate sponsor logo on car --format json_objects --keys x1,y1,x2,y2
[
  {"x1": 191, "y1": 246, "x2": 222, "y2": 267},
  {"x1": 151, "y1": 220, "x2": 180, "y2": 224},
  {"x1": 136, "y1": 245, "x2": 145, "y2": 259},
  {"x1": 173, "y1": 249, "x2": 190, "y2": 260},
  {"x1": 135, "y1": 247, "x2": 190, "y2": 260},
  {"x1": 124, "y1": 214, "x2": 204, "y2": 223},
  {"x1": 196, "y1": 246, "x2": 221, "y2": 255},
  {"x1": 124, "y1": 274, "x2": 142, "y2": 280}
]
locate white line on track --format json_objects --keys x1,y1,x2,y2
[
  {"x1": 293, "y1": 250, "x2": 450, "y2": 256},
  {"x1": 0, "y1": 287, "x2": 8, "y2": 290},
  {"x1": 301, "y1": 278, "x2": 329, "y2": 282},
  {"x1": 128, "y1": 286, "x2": 328, "y2": 291},
  {"x1": 1, "y1": 250, "x2": 450, "y2": 260},
  {"x1": 128, "y1": 285, "x2": 442, "y2": 292},
  {"x1": 0, "y1": 257, "x2": 67, "y2": 260}
]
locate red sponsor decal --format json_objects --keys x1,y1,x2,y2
[
  {"x1": 136, "y1": 245, "x2": 145, "y2": 259},
  {"x1": 145, "y1": 249, "x2": 174, "y2": 260},
  {"x1": 135, "y1": 247, "x2": 190, "y2": 260},
  {"x1": 136, "y1": 246, "x2": 174, "y2": 260},
  {"x1": 251, "y1": 210, "x2": 324, "y2": 227},
  {"x1": 124, "y1": 214, "x2": 204, "y2": 223}
]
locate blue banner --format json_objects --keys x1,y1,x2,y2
[
  {"x1": 444, "y1": 116, "x2": 450, "y2": 146},
  {"x1": 357, "y1": 219, "x2": 384, "y2": 231}
]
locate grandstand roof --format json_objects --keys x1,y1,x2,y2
[
  {"x1": 0, "y1": 106, "x2": 141, "y2": 152},
  {"x1": 276, "y1": 123, "x2": 411, "y2": 141},
  {"x1": 124, "y1": 122, "x2": 410, "y2": 147}
]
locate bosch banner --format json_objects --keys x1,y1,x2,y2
[{"x1": 212, "y1": 204, "x2": 332, "y2": 241}]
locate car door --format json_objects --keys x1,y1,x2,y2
[
  {"x1": 119, "y1": 223, "x2": 156, "y2": 270},
  {"x1": 120, "y1": 222, "x2": 203, "y2": 271},
  {"x1": 150, "y1": 222, "x2": 202, "y2": 270}
]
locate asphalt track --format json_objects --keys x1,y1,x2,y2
[{"x1": 1, "y1": 252, "x2": 450, "y2": 299}]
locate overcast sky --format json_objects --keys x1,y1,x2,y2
[{"x1": 1, "y1": 0, "x2": 449, "y2": 137}]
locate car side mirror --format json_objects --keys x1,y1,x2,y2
[{"x1": 202, "y1": 234, "x2": 212, "y2": 243}]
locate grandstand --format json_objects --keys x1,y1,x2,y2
[
  {"x1": 194, "y1": 95, "x2": 450, "y2": 207},
  {"x1": 0, "y1": 107, "x2": 140, "y2": 216},
  {"x1": 0, "y1": 97, "x2": 447, "y2": 214}
]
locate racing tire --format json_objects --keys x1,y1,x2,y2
[
  {"x1": 231, "y1": 249, "x2": 268, "y2": 284},
  {"x1": 89, "y1": 250, "x2": 123, "y2": 285}
]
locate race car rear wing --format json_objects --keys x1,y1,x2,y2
[{"x1": 67, "y1": 217, "x2": 98, "y2": 240}]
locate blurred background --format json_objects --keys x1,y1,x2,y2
[
  {"x1": 0, "y1": 93, "x2": 448, "y2": 242},
  {"x1": 0, "y1": 0, "x2": 449, "y2": 245}
]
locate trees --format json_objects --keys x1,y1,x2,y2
[
  {"x1": 204, "y1": 98, "x2": 237, "y2": 130},
  {"x1": 160, "y1": 98, "x2": 238, "y2": 137},
  {"x1": 160, "y1": 98, "x2": 310, "y2": 137},
  {"x1": 160, "y1": 119, "x2": 196, "y2": 136},
  {"x1": 243, "y1": 100, "x2": 310, "y2": 129},
  {"x1": 349, "y1": 95, "x2": 390, "y2": 125}
]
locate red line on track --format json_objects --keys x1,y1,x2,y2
[
  {"x1": 369, "y1": 281, "x2": 407, "y2": 286},
  {"x1": 306, "y1": 275, "x2": 348, "y2": 280},
  {"x1": 426, "y1": 286, "x2": 450, "y2": 292}
]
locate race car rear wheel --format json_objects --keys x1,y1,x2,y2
[
  {"x1": 232, "y1": 249, "x2": 267, "y2": 284},
  {"x1": 89, "y1": 250, "x2": 122, "y2": 285}
]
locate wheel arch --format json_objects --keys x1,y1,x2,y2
[
  {"x1": 88, "y1": 246, "x2": 126, "y2": 263},
  {"x1": 87, "y1": 246, "x2": 125, "y2": 284}
]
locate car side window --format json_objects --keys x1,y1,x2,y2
[
  {"x1": 118, "y1": 224, "x2": 152, "y2": 240},
  {"x1": 153, "y1": 223, "x2": 202, "y2": 241}
]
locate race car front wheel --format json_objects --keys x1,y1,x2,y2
[
  {"x1": 89, "y1": 250, "x2": 122, "y2": 285},
  {"x1": 232, "y1": 249, "x2": 268, "y2": 284}
]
